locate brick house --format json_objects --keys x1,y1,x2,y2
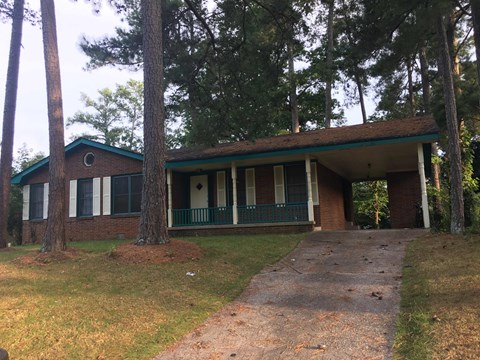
[{"x1": 12, "y1": 116, "x2": 438, "y2": 243}]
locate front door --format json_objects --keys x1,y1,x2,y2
[{"x1": 190, "y1": 175, "x2": 209, "y2": 223}]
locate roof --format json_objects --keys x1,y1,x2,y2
[
  {"x1": 12, "y1": 116, "x2": 439, "y2": 184},
  {"x1": 11, "y1": 138, "x2": 143, "y2": 185},
  {"x1": 167, "y1": 116, "x2": 439, "y2": 165}
]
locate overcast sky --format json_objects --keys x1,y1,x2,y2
[
  {"x1": 1, "y1": 1, "x2": 371, "y2": 158},
  {"x1": 0, "y1": 1, "x2": 142, "y2": 156}
]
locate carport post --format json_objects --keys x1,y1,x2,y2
[
  {"x1": 417, "y1": 144, "x2": 430, "y2": 228},
  {"x1": 305, "y1": 155, "x2": 314, "y2": 222},
  {"x1": 231, "y1": 162, "x2": 238, "y2": 224},
  {"x1": 167, "y1": 169, "x2": 173, "y2": 228}
]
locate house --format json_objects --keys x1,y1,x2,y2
[{"x1": 12, "y1": 116, "x2": 439, "y2": 243}]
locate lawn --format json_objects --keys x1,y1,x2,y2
[
  {"x1": 0, "y1": 234, "x2": 304, "y2": 360},
  {"x1": 394, "y1": 232, "x2": 480, "y2": 360}
]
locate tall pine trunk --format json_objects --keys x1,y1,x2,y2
[
  {"x1": 471, "y1": 0, "x2": 480, "y2": 89},
  {"x1": 354, "y1": 72, "x2": 367, "y2": 124},
  {"x1": 324, "y1": 0, "x2": 335, "y2": 128},
  {"x1": 0, "y1": 0, "x2": 24, "y2": 249},
  {"x1": 137, "y1": 0, "x2": 169, "y2": 245},
  {"x1": 437, "y1": 12, "x2": 464, "y2": 234},
  {"x1": 288, "y1": 41, "x2": 299, "y2": 133},
  {"x1": 40, "y1": 0, "x2": 66, "y2": 252},
  {"x1": 406, "y1": 56, "x2": 416, "y2": 117}
]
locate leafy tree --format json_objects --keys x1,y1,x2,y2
[
  {"x1": 0, "y1": 0, "x2": 24, "y2": 249},
  {"x1": 40, "y1": 0, "x2": 67, "y2": 252},
  {"x1": 353, "y1": 181, "x2": 389, "y2": 229},
  {"x1": 67, "y1": 79, "x2": 144, "y2": 151}
]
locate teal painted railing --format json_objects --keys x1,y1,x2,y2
[
  {"x1": 172, "y1": 207, "x2": 233, "y2": 227},
  {"x1": 238, "y1": 202, "x2": 308, "y2": 224}
]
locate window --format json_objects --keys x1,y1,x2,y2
[
  {"x1": 112, "y1": 174, "x2": 143, "y2": 214},
  {"x1": 29, "y1": 184, "x2": 44, "y2": 220},
  {"x1": 78, "y1": 179, "x2": 93, "y2": 217},
  {"x1": 83, "y1": 152, "x2": 95, "y2": 166},
  {"x1": 285, "y1": 164, "x2": 307, "y2": 203},
  {"x1": 217, "y1": 171, "x2": 227, "y2": 207}
]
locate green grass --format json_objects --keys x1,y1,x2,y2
[
  {"x1": 0, "y1": 234, "x2": 304, "y2": 360},
  {"x1": 394, "y1": 233, "x2": 480, "y2": 360}
]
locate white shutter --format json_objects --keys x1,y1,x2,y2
[
  {"x1": 22, "y1": 185, "x2": 30, "y2": 220},
  {"x1": 69, "y1": 180, "x2": 77, "y2": 218},
  {"x1": 273, "y1": 165, "x2": 285, "y2": 204},
  {"x1": 103, "y1": 177, "x2": 111, "y2": 215},
  {"x1": 311, "y1": 162, "x2": 319, "y2": 205},
  {"x1": 43, "y1": 183, "x2": 49, "y2": 219},
  {"x1": 93, "y1": 178, "x2": 101, "y2": 216},
  {"x1": 245, "y1": 168, "x2": 256, "y2": 205},
  {"x1": 217, "y1": 171, "x2": 226, "y2": 207}
]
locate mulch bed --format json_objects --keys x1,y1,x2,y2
[
  {"x1": 109, "y1": 239, "x2": 203, "y2": 264},
  {"x1": 13, "y1": 247, "x2": 85, "y2": 266}
]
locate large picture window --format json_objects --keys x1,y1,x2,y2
[
  {"x1": 77, "y1": 179, "x2": 93, "y2": 217},
  {"x1": 29, "y1": 184, "x2": 44, "y2": 220},
  {"x1": 285, "y1": 164, "x2": 307, "y2": 203},
  {"x1": 112, "y1": 174, "x2": 142, "y2": 214}
]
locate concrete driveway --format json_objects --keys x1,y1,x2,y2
[{"x1": 154, "y1": 229, "x2": 427, "y2": 360}]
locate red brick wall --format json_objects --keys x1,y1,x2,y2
[
  {"x1": 317, "y1": 164, "x2": 346, "y2": 230},
  {"x1": 387, "y1": 171, "x2": 422, "y2": 228},
  {"x1": 22, "y1": 145, "x2": 143, "y2": 243}
]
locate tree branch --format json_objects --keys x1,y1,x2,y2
[{"x1": 184, "y1": 0, "x2": 216, "y2": 50}]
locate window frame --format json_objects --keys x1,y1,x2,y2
[
  {"x1": 29, "y1": 183, "x2": 44, "y2": 220},
  {"x1": 111, "y1": 173, "x2": 143, "y2": 215},
  {"x1": 285, "y1": 164, "x2": 307, "y2": 203},
  {"x1": 77, "y1": 178, "x2": 94, "y2": 218}
]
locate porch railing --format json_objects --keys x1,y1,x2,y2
[
  {"x1": 172, "y1": 206, "x2": 233, "y2": 227},
  {"x1": 238, "y1": 202, "x2": 308, "y2": 224},
  {"x1": 171, "y1": 202, "x2": 308, "y2": 227}
]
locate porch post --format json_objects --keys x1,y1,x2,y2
[
  {"x1": 417, "y1": 144, "x2": 431, "y2": 228},
  {"x1": 231, "y1": 162, "x2": 238, "y2": 224},
  {"x1": 305, "y1": 155, "x2": 314, "y2": 222},
  {"x1": 167, "y1": 168, "x2": 173, "y2": 228}
]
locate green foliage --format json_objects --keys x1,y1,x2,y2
[
  {"x1": 67, "y1": 79, "x2": 144, "y2": 151},
  {"x1": 353, "y1": 180, "x2": 390, "y2": 229}
]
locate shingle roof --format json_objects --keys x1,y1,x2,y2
[{"x1": 166, "y1": 116, "x2": 439, "y2": 162}]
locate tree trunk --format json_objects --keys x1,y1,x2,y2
[
  {"x1": 406, "y1": 56, "x2": 416, "y2": 117},
  {"x1": 471, "y1": 0, "x2": 480, "y2": 90},
  {"x1": 419, "y1": 46, "x2": 431, "y2": 115},
  {"x1": 324, "y1": 0, "x2": 335, "y2": 129},
  {"x1": 437, "y1": 12, "x2": 464, "y2": 234},
  {"x1": 40, "y1": 0, "x2": 66, "y2": 252},
  {"x1": 354, "y1": 72, "x2": 367, "y2": 124},
  {"x1": 288, "y1": 41, "x2": 299, "y2": 133},
  {"x1": 0, "y1": 0, "x2": 24, "y2": 249},
  {"x1": 137, "y1": 0, "x2": 169, "y2": 245}
]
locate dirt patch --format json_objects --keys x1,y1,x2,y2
[
  {"x1": 14, "y1": 247, "x2": 85, "y2": 266},
  {"x1": 110, "y1": 239, "x2": 203, "y2": 264}
]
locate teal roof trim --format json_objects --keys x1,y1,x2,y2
[
  {"x1": 165, "y1": 133, "x2": 439, "y2": 169},
  {"x1": 11, "y1": 138, "x2": 143, "y2": 185}
]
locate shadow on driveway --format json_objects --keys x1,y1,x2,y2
[{"x1": 154, "y1": 229, "x2": 427, "y2": 360}]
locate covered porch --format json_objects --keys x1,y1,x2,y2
[{"x1": 164, "y1": 117, "x2": 438, "y2": 232}]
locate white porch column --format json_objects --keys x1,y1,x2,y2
[
  {"x1": 231, "y1": 162, "x2": 238, "y2": 225},
  {"x1": 167, "y1": 169, "x2": 173, "y2": 228},
  {"x1": 305, "y1": 155, "x2": 314, "y2": 222},
  {"x1": 417, "y1": 144, "x2": 431, "y2": 229}
]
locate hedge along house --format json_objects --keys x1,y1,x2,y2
[{"x1": 12, "y1": 116, "x2": 438, "y2": 243}]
